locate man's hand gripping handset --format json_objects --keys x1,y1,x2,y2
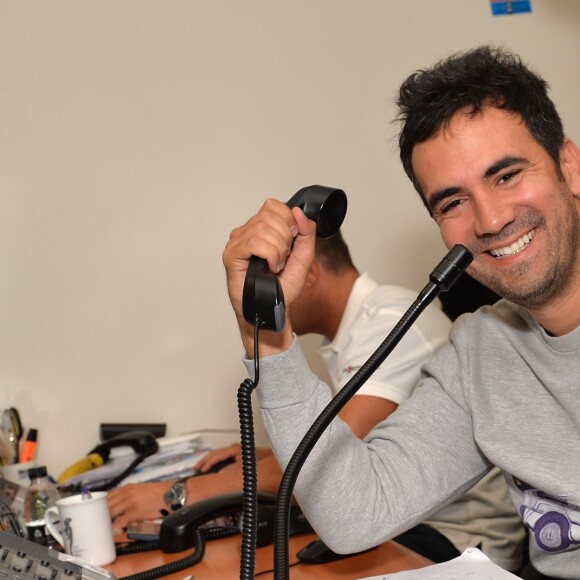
[{"x1": 222, "y1": 198, "x2": 316, "y2": 358}]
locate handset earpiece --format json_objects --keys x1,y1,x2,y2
[
  {"x1": 242, "y1": 185, "x2": 347, "y2": 332},
  {"x1": 285, "y1": 185, "x2": 348, "y2": 239}
]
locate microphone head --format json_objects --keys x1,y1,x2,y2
[{"x1": 429, "y1": 245, "x2": 473, "y2": 292}]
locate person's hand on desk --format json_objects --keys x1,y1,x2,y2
[
  {"x1": 108, "y1": 480, "x2": 173, "y2": 532},
  {"x1": 195, "y1": 443, "x2": 273, "y2": 473},
  {"x1": 107, "y1": 445, "x2": 279, "y2": 532}
]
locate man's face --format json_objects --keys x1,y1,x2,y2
[{"x1": 411, "y1": 106, "x2": 580, "y2": 310}]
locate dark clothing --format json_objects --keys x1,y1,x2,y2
[{"x1": 393, "y1": 523, "x2": 461, "y2": 564}]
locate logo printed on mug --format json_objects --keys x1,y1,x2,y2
[{"x1": 63, "y1": 517, "x2": 73, "y2": 554}]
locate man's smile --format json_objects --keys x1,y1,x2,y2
[{"x1": 488, "y1": 229, "x2": 535, "y2": 258}]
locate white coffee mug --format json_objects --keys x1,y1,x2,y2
[{"x1": 44, "y1": 491, "x2": 116, "y2": 566}]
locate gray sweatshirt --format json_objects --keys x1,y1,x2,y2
[{"x1": 250, "y1": 300, "x2": 580, "y2": 578}]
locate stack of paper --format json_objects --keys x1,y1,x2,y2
[{"x1": 359, "y1": 547, "x2": 520, "y2": 579}]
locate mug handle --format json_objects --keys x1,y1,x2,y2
[{"x1": 44, "y1": 507, "x2": 65, "y2": 549}]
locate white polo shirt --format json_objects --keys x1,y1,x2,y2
[{"x1": 319, "y1": 272, "x2": 451, "y2": 403}]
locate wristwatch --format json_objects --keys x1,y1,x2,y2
[{"x1": 163, "y1": 478, "x2": 187, "y2": 511}]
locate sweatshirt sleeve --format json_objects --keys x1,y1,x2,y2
[{"x1": 247, "y1": 335, "x2": 492, "y2": 554}]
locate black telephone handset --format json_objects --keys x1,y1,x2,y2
[
  {"x1": 159, "y1": 491, "x2": 313, "y2": 553},
  {"x1": 89, "y1": 430, "x2": 159, "y2": 462},
  {"x1": 242, "y1": 185, "x2": 347, "y2": 332},
  {"x1": 58, "y1": 430, "x2": 159, "y2": 491}
]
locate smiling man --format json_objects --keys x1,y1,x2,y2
[
  {"x1": 222, "y1": 46, "x2": 580, "y2": 579},
  {"x1": 405, "y1": 100, "x2": 580, "y2": 329}
]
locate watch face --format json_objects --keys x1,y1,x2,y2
[{"x1": 164, "y1": 480, "x2": 186, "y2": 510}]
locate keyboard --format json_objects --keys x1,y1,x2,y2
[{"x1": 0, "y1": 531, "x2": 116, "y2": 580}]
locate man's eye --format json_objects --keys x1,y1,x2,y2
[
  {"x1": 497, "y1": 169, "x2": 521, "y2": 185},
  {"x1": 440, "y1": 198, "x2": 462, "y2": 215}
]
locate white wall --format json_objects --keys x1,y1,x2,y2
[{"x1": 1, "y1": 0, "x2": 579, "y2": 476}]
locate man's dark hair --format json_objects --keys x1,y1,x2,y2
[
  {"x1": 315, "y1": 230, "x2": 356, "y2": 274},
  {"x1": 396, "y1": 45, "x2": 565, "y2": 211}
]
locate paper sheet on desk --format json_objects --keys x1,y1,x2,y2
[{"x1": 359, "y1": 548, "x2": 520, "y2": 579}]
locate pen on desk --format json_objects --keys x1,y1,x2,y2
[{"x1": 20, "y1": 428, "x2": 38, "y2": 463}]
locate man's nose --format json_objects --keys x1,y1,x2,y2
[{"x1": 473, "y1": 194, "x2": 516, "y2": 237}]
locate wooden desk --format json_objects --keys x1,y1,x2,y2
[{"x1": 108, "y1": 533, "x2": 432, "y2": 579}]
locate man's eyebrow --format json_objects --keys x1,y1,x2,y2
[
  {"x1": 426, "y1": 186, "x2": 461, "y2": 214},
  {"x1": 426, "y1": 156, "x2": 530, "y2": 213},
  {"x1": 483, "y1": 156, "x2": 529, "y2": 180}
]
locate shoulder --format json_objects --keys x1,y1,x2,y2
[
  {"x1": 450, "y1": 300, "x2": 531, "y2": 338},
  {"x1": 440, "y1": 300, "x2": 536, "y2": 375},
  {"x1": 363, "y1": 283, "x2": 445, "y2": 319},
  {"x1": 353, "y1": 283, "x2": 452, "y2": 343}
]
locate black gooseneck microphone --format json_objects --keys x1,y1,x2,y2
[{"x1": 272, "y1": 243, "x2": 473, "y2": 579}]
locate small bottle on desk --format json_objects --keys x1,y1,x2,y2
[{"x1": 23, "y1": 465, "x2": 61, "y2": 546}]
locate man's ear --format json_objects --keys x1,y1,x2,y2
[
  {"x1": 560, "y1": 138, "x2": 580, "y2": 196},
  {"x1": 304, "y1": 258, "x2": 320, "y2": 288}
]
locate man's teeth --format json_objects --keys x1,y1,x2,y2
[{"x1": 489, "y1": 230, "x2": 535, "y2": 258}]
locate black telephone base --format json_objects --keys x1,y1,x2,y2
[{"x1": 159, "y1": 492, "x2": 313, "y2": 553}]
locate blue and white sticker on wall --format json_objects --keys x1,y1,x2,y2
[{"x1": 490, "y1": 1, "x2": 532, "y2": 16}]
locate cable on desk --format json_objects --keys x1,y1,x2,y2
[
  {"x1": 255, "y1": 560, "x2": 302, "y2": 577},
  {"x1": 116, "y1": 540, "x2": 162, "y2": 555},
  {"x1": 115, "y1": 527, "x2": 239, "y2": 580},
  {"x1": 115, "y1": 526, "x2": 239, "y2": 556},
  {"x1": 116, "y1": 530, "x2": 204, "y2": 580}
]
